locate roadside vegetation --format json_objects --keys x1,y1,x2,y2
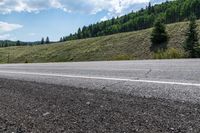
[
  {"x1": 150, "y1": 14, "x2": 200, "y2": 59},
  {"x1": 153, "y1": 48, "x2": 184, "y2": 59}
]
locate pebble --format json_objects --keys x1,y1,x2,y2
[
  {"x1": 86, "y1": 102, "x2": 90, "y2": 105},
  {"x1": 43, "y1": 112, "x2": 50, "y2": 116}
]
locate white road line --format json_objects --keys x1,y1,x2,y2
[{"x1": 0, "y1": 71, "x2": 199, "y2": 87}]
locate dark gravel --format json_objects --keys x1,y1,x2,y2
[{"x1": 0, "y1": 78, "x2": 200, "y2": 133}]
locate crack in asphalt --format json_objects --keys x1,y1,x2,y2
[{"x1": 145, "y1": 69, "x2": 152, "y2": 78}]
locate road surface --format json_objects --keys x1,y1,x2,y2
[
  {"x1": 0, "y1": 59, "x2": 200, "y2": 132},
  {"x1": 0, "y1": 59, "x2": 200, "y2": 102}
]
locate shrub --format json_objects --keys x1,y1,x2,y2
[{"x1": 153, "y1": 48, "x2": 184, "y2": 59}]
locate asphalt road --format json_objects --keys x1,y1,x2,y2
[
  {"x1": 0, "y1": 59, "x2": 200, "y2": 132},
  {"x1": 0, "y1": 59, "x2": 200, "y2": 102}
]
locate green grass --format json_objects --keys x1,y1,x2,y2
[
  {"x1": 0, "y1": 20, "x2": 200, "y2": 63},
  {"x1": 153, "y1": 48, "x2": 185, "y2": 59}
]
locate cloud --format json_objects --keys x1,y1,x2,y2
[
  {"x1": 100, "y1": 16, "x2": 109, "y2": 22},
  {"x1": 0, "y1": 0, "x2": 150, "y2": 15},
  {"x1": 57, "y1": 0, "x2": 151, "y2": 16},
  {"x1": 1, "y1": 0, "x2": 170, "y2": 22},
  {"x1": 0, "y1": 21, "x2": 23, "y2": 32},
  {"x1": 0, "y1": 34, "x2": 10, "y2": 40}
]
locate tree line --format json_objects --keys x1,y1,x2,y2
[
  {"x1": 0, "y1": 40, "x2": 39, "y2": 47},
  {"x1": 0, "y1": 37, "x2": 51, "y2": 47},
  {"x1": 60, "y1": 0, "x2": 200, "y2": 41}
]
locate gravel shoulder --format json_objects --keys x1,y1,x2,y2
[{"x1": 0, "y1": 78, "x2": 200, "y2": 133}]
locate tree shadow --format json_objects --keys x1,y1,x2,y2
[{"x1": 150, "y1": 42, "x2": 168, "y2": 52}]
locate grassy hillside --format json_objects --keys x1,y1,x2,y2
[{"x1": 0, "y1": 21, "x2": 200, "y2": 64}]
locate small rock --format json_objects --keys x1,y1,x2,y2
[
  {"x1": 43, "y1": 112, "x2": 50, "y2": 116},
  {"x1": 86, "y1": 102, "x2": 90, "y2": 105}
]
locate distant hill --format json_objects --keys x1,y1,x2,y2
[
  {"x1": 62, "y1": 0, "x2": 200, "y2": 41},
  {"x1": 0, "y1": 40, "x2": 41, "y2": 47},
  {"x1": 0, "y1": 20, "x2": 199, "y2": 63}
]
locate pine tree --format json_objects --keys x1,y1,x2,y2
[
  {"x1": 184, "y1": 15, "x2": 200, "y2": 58},
  {"x1": 16, "y1": 40, "x2": 21, "y2": 46},
  {"x1": 63, "y1": 37, "x2": 66, "y2": 41},
  {"x1": 60, "y1": 37, "x2": 63, "y2": 42},
  {"x1": 151, "y1": 18, "x2": 169, "y2": 47},
  {"x1": 77, "y1": 28, "x2": 82, "y2": 39},
  {"x1": 41, "y1": 38, "x2": 44, "y2": 44},
  {"x1": 147, "y1": 2, "x2": 152, "y2": 14},
  {"x1": 5, "y1": 41, "x2": 8, "y2": 47},
  {"x1": 46, "y1": 37, "x2": 50, "y2": 44}
]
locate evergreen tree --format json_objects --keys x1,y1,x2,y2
[
  {"x1": 46, "y1": 37, "x2": 50, "y2": 44},
  {"x1": 63, "y1": 37, "x2": 67, "y2": 41},
  {"x1": 151, "y1": 18, "x2": 169, "y2": 47},
  {"x1": 77, "y1": 28, "x2": 82, "y2": 39},
  {"x1": 5, "y1": 41, "x2": 8, "y2": 47},
  {"x1": 184, "y1": 15, "x2": 200, "y2": 58},
  {"x1": 60, "y1": 37, "x2": 63, "y2": 42},
  {"x1": 147, "y1": 2, "x2": 152, "y2": 14},
  {"x1": 41, "y1": 38, "x2": 44, "y2": 44},
  {"x1": 16, "y1": 40, "x2": 21, "y2": 46}
]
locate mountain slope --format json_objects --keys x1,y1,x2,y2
[{"x1": 0, "y1": 21, "x2": 199, "y2": 63}]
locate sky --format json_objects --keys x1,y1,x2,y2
[{"x1": 0, "y1": 0, "x2": 168, "y2": 42}]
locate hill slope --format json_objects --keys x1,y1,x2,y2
[{"x1": 0, "y1": 21, "x2": 199, "y2": 63}]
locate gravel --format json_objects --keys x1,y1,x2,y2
[{"x1": 0, "y1": 78, "x2": 200, "y2": 133}]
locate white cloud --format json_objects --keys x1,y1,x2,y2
[
  {"x1": 0, "y1": 0, "x2": 150, "y2": 16},
  {"x1": 0, "y1": 34, "x2": 10, "y2": 40},
  {"x1": 100, "y1": 16, "x2": 109, "y2": 22},
  {"x1": 59, "y1": 0, "x2": 150, "y2": 16},
  {"x1": 0, "y1": 21, "x2": 23, "y2": 32}
]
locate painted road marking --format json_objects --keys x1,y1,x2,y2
[{"x1": 0, "y1": 71, "x2": 199, "y2": 87}]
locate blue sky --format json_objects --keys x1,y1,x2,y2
[{"x1": 0, "y1": 0, "x2": 167, "y2": 42}]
